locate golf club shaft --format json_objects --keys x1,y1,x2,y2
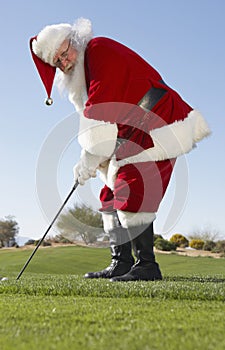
[{"x1": 16, "y1": 181, "x2": 79, "y2": 280}]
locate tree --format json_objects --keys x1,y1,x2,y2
[
  {"x1": 0, "y1": 216, "x2": 19, "y2": 247},
  {"x1": 56, "y1": 204, "x2": 103, "y2": 244},
  {"x1": 189, "y1": 225, "x2": 222, "y2": 242}
]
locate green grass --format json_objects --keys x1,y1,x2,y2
[
  {"x1": 0, "y1": 246, "x2": 225, "y2": 350},
  {"x1": 1, "y1": 245, "x2": 224, "y2": 278}
]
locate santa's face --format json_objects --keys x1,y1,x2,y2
[{"x1": 53, "y1": 39, "x2": 78, "y2": 74}]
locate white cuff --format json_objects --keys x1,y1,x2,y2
[
  {"x1": 118, "y1": 109, "x2": 211, "y2": 166},
  {"x1": 78, "y1": 112, "x2": 118, "y2": 157},
  {"x1": 117, "y1": 210, "x2": 156, "y2": 228}
]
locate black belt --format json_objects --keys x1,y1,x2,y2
[
  {"x1": 115, "y1": 80, "x2": 168, "y2": 153},
  {"x1": 138, "y1": 79, "x2": 167, "y2": 111}
]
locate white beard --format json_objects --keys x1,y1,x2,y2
[
  {"x1": 55, "y1": 50, "x2": 88, "y2": 112},
  {"x1": 55, "y1": 44, "x2": 118, "y2": 165}
]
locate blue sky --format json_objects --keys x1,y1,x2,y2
[{"x1": 0, "y1": 0, "x2": 225, "y2": 241}]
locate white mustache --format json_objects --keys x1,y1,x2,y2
[{"x1": 63, "y1": 63, "x2": 74, "y2": 74}]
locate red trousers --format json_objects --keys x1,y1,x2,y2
[{"x1": 99, "y1": 159, "x2": 176, "y2": 213}]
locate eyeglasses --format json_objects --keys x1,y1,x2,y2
[{"x1": 54, "y1": 40, "x2": 71, "y2": 68}]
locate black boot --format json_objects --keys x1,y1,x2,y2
[
  {"x1": 84, "y1": 226, "x2": 135, "y2": 279},
  {"x1": 110, "y1": 223, "x2": 162, "y2": 282}
]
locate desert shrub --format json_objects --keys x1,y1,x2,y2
[
  {"x1": 212, "y1": 240, "x2": 225, "y2": 254},
  {"x1": 42, "y1": 241, "x2": 52, "y2": 247},
  {"x1": 49, "y1": 234, "x2": 73, "y2": 244},
  {"x1": 59, "y1": 237, "x2": 72, "y2": 244},
  {"x1": 155, "y1": 238, "x2": 177, "y2": 251},
  {"x1": 170, "y1": 234, "x2": 189, "y2": 248},
  {"x1": 189, "y1": 239, "x2": 204, "y2": 250},
  {"x1": 203, "y1": 240, "x2": 216, "y2": 251},
  {"x1": 25, "y1": 239, "x2": 35, "y2": 245},
  {"x1": 51, "y1": 236, "x2": 72, "y2": 244},
  {"x1": 153, "y1": 234, "x2": 163, "y2": 243},
  {"x1": 102, "y1": 235, "x2": 109, "y2": 242},
  {"x1": 11, "y1": 241, "x2": 19, "y2": 248},
  {"x1": 34, "y1": 240, "x2": 52, "y2": 247}
]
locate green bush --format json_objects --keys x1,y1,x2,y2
[
  {"x1": 189, "y1": 239, "x2": 204, "y2": 250},
  {"x1": 153, "y1": 234, "x2": 163, "y2": 243},
  {"x1": 203, "y1": 240, "x2": 216, "y2": 251},
  {"x1": 155, "y1": 238, "x2": 177, "y2": 251},
  {"x1": 170, "y1": 234, "x2": 189, "y2": 248}
]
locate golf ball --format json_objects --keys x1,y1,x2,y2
[{"x1": 0, "y1": 277, "x2": 8, "y2": 282}]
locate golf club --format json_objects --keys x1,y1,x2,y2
[{"x1": 16, "y1": 181, "x2": 79, "y2": 281}]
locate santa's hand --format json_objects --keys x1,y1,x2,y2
[{"x1": 73, "y1": 150, "x2": 107, "y2": 185}]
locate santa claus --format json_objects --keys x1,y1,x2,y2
[{"x1": 30, "y1": 18, "x2": 210, "y2": 281}]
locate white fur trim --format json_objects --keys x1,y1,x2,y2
[
  {"x1": 117, "y1": 210, "x2": 156, "y2": 228},
  {"x1": 101, "y1": 212, "x2": 120, "y2": 233},
  {"x1": 98, "y1": 155, "x2": 119, "y2": 189},
  {"x1": 78, "y1": 114, "x2": 118, "y2": 157},
  {"x1": 118, "y1": 109, "x2": 211, "y2": 166},
  {"x1": 32, "y1": 24, "x2": 72, "y2": 66},
  {"x1": 32, "y1": 18, "x2": 92, "y2": 66}
]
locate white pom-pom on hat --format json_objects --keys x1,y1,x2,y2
[{"x1": 71, "y1": 18, "x2": 93, "y2": 49}]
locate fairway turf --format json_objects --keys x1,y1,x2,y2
[
  {"x1": 0, "y1": 246, "x2": 225, "y2": 350},
  {"x1": 0, "y1": 245, "x2": 224, "y2": 277}
]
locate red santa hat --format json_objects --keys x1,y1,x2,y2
[
  {"x1": 30, "y1": 18, "x2": 93, "y2": 105},
  {"x1": 30, "y1": 36, "x2": 56, "y2": 105}
]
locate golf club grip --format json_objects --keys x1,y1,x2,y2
[{"x1": 16, "y1": 181, "x2": 79, "y2": 280}]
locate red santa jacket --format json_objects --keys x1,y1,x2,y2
[{"x1": 77, "y1": 37, "x2": 210, "y2": 166}]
